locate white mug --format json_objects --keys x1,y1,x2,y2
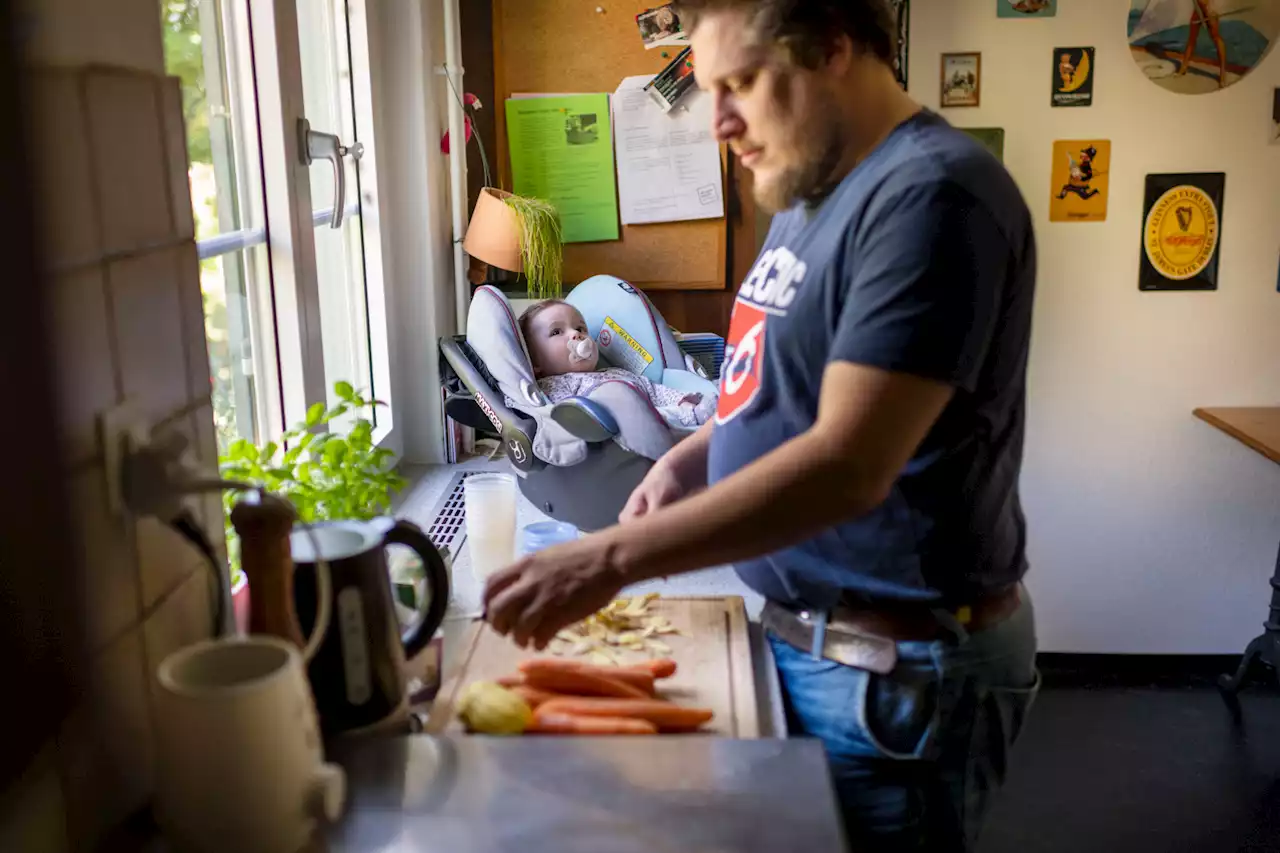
[{"x1": 153, "y1": 636, "x2": 346, "y2": 853}]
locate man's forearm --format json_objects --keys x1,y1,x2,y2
[{"x1": 607, "y1": 427, "x2": 884, "y2": 582}]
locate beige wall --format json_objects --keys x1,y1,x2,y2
[
  {"x1": 911, "y1": 0, "x2": 1280, "y2": 652},
  {"x1": 1, "y1": 1, "x2": 222, "y2": 849}
]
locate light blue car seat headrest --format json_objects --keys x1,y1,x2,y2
[{"x1": 566, "y1": 275, "x2": 685, "y2": 385}]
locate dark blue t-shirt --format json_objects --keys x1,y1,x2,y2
[{"x1": 708, "y1": 110, "x2": 1036, "y2": 608}]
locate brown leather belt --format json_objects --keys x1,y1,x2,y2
[{"x1": 762, "y1": 585, "x2": 1022, "y2": 675}]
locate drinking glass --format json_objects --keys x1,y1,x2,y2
[{"x1": 464, "y1": 473, "x2": 517, "y2": 582}]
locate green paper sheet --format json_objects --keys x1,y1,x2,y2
[{"x1": 505, "y1": 94, "x2": 619, "y2": 244}]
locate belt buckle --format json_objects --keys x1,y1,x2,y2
[
  {"x1": 807, "y1": 608, "x2": 899, "y2": 675},
  {"x1": 801, "y1": 609, "x2": 828, "y2": 661}
]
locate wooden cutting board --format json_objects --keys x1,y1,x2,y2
[{"x1": 427, "y1": 596, "x2": 759, "y2": 738}]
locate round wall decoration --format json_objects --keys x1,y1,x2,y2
[
  {"x1": 1128, "y1": 0, "x2": 1280, "y2": 94},
  {"x1": 1144, "y1": 185, "x2": 1219, "y2": 280}
]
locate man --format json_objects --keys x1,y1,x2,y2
[{"x1": 484, "y1": 1, "x2": 1038, "y2": 849}]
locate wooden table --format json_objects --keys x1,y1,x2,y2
[{"x1": 1192, "y1": 407, "x2": 1280, "y2": 695}]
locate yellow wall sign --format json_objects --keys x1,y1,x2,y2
[
  {"x1": 1144, "y1": 186, "x2": 1219, "y2": 280},
  {"x1": 1049, "y1": 139, "x2": 1110, "y2": 222},
  {"x1": 1138, "y1": 173, "x2": 1225, "y2": 292}
]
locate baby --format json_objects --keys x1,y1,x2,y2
[{"x1": 519, "y1": 299, "x2": 715, "y2": 429}]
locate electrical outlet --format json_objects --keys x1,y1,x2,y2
[{"x1": 99, "y1": 401, "x2": 150, "y2": 519}]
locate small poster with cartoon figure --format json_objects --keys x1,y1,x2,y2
[
  {"x1": 1049, "y1": 140, "x2": 1111, "y2": 222},
  {"x1": 1052, "y1": 47, "x2": 1095, "y2": 107}
]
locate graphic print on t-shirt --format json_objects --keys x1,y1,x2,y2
[{"x1": 716, "y1": 246, "x2": 806, "y2": 424}]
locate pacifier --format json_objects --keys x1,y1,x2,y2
[{"x1": 567, "y1": 336, "x2": 597, "y2": 364}]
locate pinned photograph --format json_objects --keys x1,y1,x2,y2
[
  {"x1": 1127, "y1": 0, "x2": 1280, "y2": 95},
  {"x1": 1272, "y1": 88, "x2": 1280, "y2": 143},
  {"x1": 1050, "y1": 140, "x2": 1111, "y2": 222},
  {"x1": 940, "y1": 52, "x2": 981, "y2": 108},
  {"x1": 1138, "y1": 172, "x2": 1226, "y2": 291},
  {"x1": 564, "y1": 113, "x2": 599, "y2": 146},
  {"x1": 1052, "y1": 47, "x2": 1096, "y2": 107},
  {"x1": 636, "y1": 4, "x2": 689, "y2": 50},
  {"x1": 999, "y1": 0, "x2": 1057, "y2": 17}
]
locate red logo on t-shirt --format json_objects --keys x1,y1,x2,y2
[{"x1": 716, "y1": 301, "x2": 768, "y2": 424}]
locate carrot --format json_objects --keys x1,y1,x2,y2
[
  {"x1": 518, "y1": 658, "x2": 655, "y2": 695},
  {"x1": 537, "y1": 697, "x2": 713, "y2": 732},
  {"x1": 495, "y1": 673, "x2": 525, "y2": 688},
  {"x1": 509, "y1": 684, "x2": 565, "y2": 709},
  {"x1": 519, "y1": 660, "x2": 649, "y2": 699},
  {"x1": 528, "y1": 710, "x2": 657, "y2": 736},
  {"x1": 628, "y1": 658, "x2": 677, "y2": 679}
]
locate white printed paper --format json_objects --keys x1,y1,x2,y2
[{"x1": 612, "y1": 75, "x2": 724, "y2": 226}]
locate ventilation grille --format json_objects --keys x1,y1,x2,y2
[{"x1": 425, "y1": 471, "x2": 481, "y2": 558}]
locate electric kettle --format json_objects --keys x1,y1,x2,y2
[{"x1": 289, "y1": 518, "x2": 449, "y2": 735}]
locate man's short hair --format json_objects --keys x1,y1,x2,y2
[{"x1": 675, "y1": 0, "x2": 897, "y2": 70}]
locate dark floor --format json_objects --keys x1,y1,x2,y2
[{"x1": 981, "y1": 671, "x2": 1280, "y2": 853}]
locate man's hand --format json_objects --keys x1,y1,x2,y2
[
  {"x1": 619, "y1": 460, "x2": 690, "y2": 523},
  {"x1": 482, "y1": 536, "x2": 628, "y2": 649},
  {"x1": 618, "y1": 420, "x2": 715, "y2": 523}
]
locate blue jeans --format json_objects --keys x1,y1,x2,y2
[{"x1": 769, "y1": 590, "x2": 1039, "y2": 852}]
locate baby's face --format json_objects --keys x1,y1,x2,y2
[{"x1": 525, "y1": 303, "x2": 598, "y2": 376}]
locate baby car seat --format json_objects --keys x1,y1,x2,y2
[{"x1": 439, "y1": 275, "x2": 718, "y2": 531}]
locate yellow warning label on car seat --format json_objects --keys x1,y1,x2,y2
[{"x1": 600, "y1": 316, "x2": 654, "y2": 374}]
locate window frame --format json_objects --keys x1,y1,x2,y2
[{"x1": 194, "y1": 0, "x2": 399, "y2": 452}]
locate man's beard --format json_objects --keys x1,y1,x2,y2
[{"x1": 752, "y1": 120, "x2": 845, "y2": 214}]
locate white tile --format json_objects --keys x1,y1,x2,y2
[
  {"x1": 0, "y1": 742, "x2": 69, "y2": 853},
  {"x1": 108, "y1": 247, "x2": 189, "y2": 423},
  {"x1": 57, "y1": 629, "x2": 153, "y2": 852},
  {"x1": 49, "y1": 268, "x2": 119, "y2": 467},
  {"x1": 84, "y1": 70, "x2": 171, "y2": 254},
  {"x1": 158, "y1": 78, "x2": 195, "y2": 241},
  {"x1": 135, "y1": 516, "x2": 203, "y2": 612},
  {"x1": 26, "y1": 69, "x2": 100, "y2": 270},
  {"x1": 66, "y1": 466, "x2": 140, "y2": 651},
  {"x1": 174, "y1": 242, "x2": 213, "y2": 401},
  {"x1": 142, "y1": 569, "x2": 215, "y2": 683}
]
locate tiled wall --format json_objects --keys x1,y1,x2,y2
[{"x1": 0, "y1": 5, "x2": 224, "y2": 851}]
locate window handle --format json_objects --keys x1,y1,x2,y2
[{"x1": 298, "y1": 119, "x2": 364, "y2": 229}]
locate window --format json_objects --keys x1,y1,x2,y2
[{"x1": 161, "y1": 0, "x2": 391, "y2": 452}]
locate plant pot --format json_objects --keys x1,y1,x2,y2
[
  {"x1": 231, "y1": 574, "x2": 251, "y2": 635},
  {"x1": 463, "y1": 187, "x2": 523, "y2": 273}
]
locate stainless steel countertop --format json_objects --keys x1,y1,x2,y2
[{"x1": 324, "y1": 735, "x2": 847, "y2": 852}]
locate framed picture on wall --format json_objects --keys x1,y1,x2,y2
[
  {"x1": 999, "y1": 0, "x2": 1056, "y2": 17},
  {"x1": 890, "y1": 0, "x2": 910, "y2": 90},
  {"x1": 1272, "y1": 88, "x2": 1280, "y2": 144},
  {"x1": 1052, "y1": 47, "x2": 1095, "y2": 107},
  {"x1": 941, "y1": 52, "x2": 981, "y2": 107},
  {"x1": 1050, "y1": 140, "x2": 1110, "y2": 222},
  {"x1": 1138, "y1": 172, "x2": 1226, "y2": 292}
]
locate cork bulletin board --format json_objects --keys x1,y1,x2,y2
[{"x1": 492, "y1": 0, "x2": 728, "y2": 291}]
